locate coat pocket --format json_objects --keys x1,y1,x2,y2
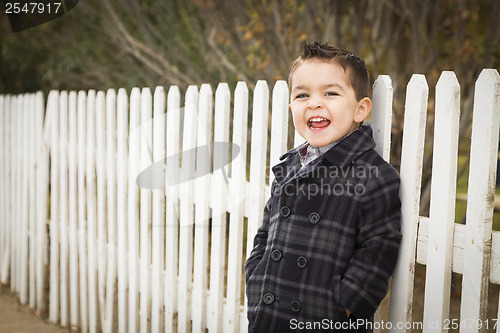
[{"x1": 332, "y1": 274, "x2": 348, "y2": 322}]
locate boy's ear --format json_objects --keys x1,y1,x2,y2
[{"x1": 354, "y1": 97, "x2": 371, "y2": 123}]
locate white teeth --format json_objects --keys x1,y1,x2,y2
[{"x1": 309, "y1": 117, "x2": 327, "y2": 122}]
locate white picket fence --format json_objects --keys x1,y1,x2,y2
[{"x1": 0, "y1": 69, "x2": 499, "y2": 333}]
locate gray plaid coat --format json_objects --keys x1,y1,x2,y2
[{"x1": 245, "y1": 126, "x2": 401, "y2": 333}]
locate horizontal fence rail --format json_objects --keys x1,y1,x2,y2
[{"x1": 0, "y1": 69, "x2": 499, "y2": 333}]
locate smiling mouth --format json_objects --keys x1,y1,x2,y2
[{"x1": 308, "y1": 117, "x2": 331, "y2": 129}]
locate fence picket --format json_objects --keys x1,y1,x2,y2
[
  {"x1": 28, "y1": 94, "x2": 37, "y2": 309},
  {"x1": 151, "y1": 86, "x2": 166, "y2": 333},
  {"x1": 35, "y1": 91, "x2": 48, "y2": 316},
  {"x1": 96, "y1": 91, "x2": 108, "y2": 331},
  {"x1": 20, "y1": 93, "x2": 29, "y2": 305},
  {"x1": 371, "y1": 75, "x2": 393, "y2": 161},
  {"x1": 208, "y1": 83, "x2": 230, "y2": 333},
  {"x1": 85, "y1": 90, "x2": 99, "y2": 333},
  {"x1": 116, "y1": 88, "x2": 129, "y2": 333},
  {"x1": 0, "y1": 95, "x2": 4, "y2": 283},
  {"x1": 389, "y1": 75, "x2": 428, "y2": 332},
  {"x1": 128, "y1": 87, "x2": 141, "y2": 333},
  {"x1": 460, "y1": 69, "x2": 500, "y2": 333},
  {"x1": 77, "y1": 90, "x2": 88, "y2": 332},
  {"x1": 68, "y1": 91, "x2": 80, "y2": 328},
  {"x1": 140, "y1": 88, "x2": 153, "y2": 333},
  {"x1": 48, "y1": 91, "x2": 60, "y2": 323},
  {"x1": 0, "y1": 95, "x2": 9, "y2": 284},
  {"x1": 192, "y1": 83, "x2": 213, "y2": 333},
  {"x1": 224, "y1": 81, "x2": 249, "y2": 333},
  {"x1": 243, "y1": 80, "x2": 270, "y2": 331},
  {"x1": 178, "y1": 85, "x2": 198, "y2": 333},
  {"x1": 269, "y1": 80, "x2": 289, "y2": 185},
  {"x1": 104, "y1": 89, "x2": 117, "y2": 333},
  {"x1": 423, "y1": 72, "x2": 461, "y2": 333},
  {"x1": 165, "y1": 85, "x2": 181, "y2": 333}
]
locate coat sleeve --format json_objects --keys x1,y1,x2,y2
[
  {"x1": 244, "y1": 194, "x2": 272, "y2": 284},
  {"x1": 339, "y1": 165, "x2": 401, "y2": 319}
]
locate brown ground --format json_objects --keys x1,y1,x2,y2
[
  {"x1": 0, "y1": 284, "x2": 69, "y2": 333},
  {"x1": 1, "y1": 265, "x2": 499, "y2": 333}
]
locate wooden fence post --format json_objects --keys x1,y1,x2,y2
[{"x1": 460, "y1": 69, "x2": 500, "y2": 333}]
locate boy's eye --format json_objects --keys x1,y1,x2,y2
[
  {"x1": 295, "y1": 93, "x2": 308, "y2": 99},
  {"x1": 326, "y1": 92, "x2": 339, "y2": 96}
]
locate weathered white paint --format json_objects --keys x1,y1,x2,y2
[
  {"x1": 48, "y1": 91, "x2": 60, "y2": 323},
  {"x1": 192, "y1": 84, "x2": 212, "y2": 333},
  {"x1": 164, "y1": 85, "x2": 180, "y2": 333},
  {"x1": 116, "y1": 88, "x2": 128, "y2": 333},
  {"x1": 461, "y1": 69, "x2": 500, "y2": 333},
  {"x1": 423, "y1": 72, "x2": 461, "y2": 333},
  {"x1": 151, "y1": 86, "x2": 165, "y2": 333},
  {"x1": 77, "y1": 90, "x2": 88, "y2": 333},
  {"x1": 1, "y1": 70, "x2": 500, "y2": 333},
  {"x1": 95, "y1": 91, "x2": 108, "y2": 331},
  {"x1": 269, "y1": 80, "x2": 289, "y2": 185},
  {"x1": 86, "y1": 90, "x2": 98, "y2": 333},
  {"x1": 139, "y1": 88, "x2": 152, "y2": 333},
  {"x1": 68, "y1": 91, "x2": 79, "y2": 328},
  {"x1": 36, "y1": 91, "x2": 48, "y2": 317},
  {"x1": 224, "y1": 81, "x2": 249, "y2": 333},
  {"x1": 127, "y1": 87, "x2": 141, "y2": 333},
  {"x1": 389, "y1": 75, "x2": 428, "y2": 332},
  {"x1": 208, "y1": 83, "x2": 230, "y2": 333},
  {"x1": 371, "y1": 75, "x2": 394, "y2": 162}
]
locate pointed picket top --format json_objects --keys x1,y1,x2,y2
[
  {"x1": 250, "y1": 80, "x2": 269, "y2": 185},
  {"x1": 153, "y1": 86, "x2": 166, "y2": 160},
  {"x1": 371, "y1": 75, "x2": 393, "y2": 162},
  {"x1": 270, "y1": 80, "x2": 289, "y2": 183},
  {"x1": 197, "y1": 83, "x2": 213, "y2": 148},
  {"x1": 460, "y1": 69, "x2": 500, "y2": 332},
  {"x1": 190, "y1": 83, "x2": 213, "y2": 189},
  {"x1": 167, "y1": 85, "x2": 181, "y2": 106},
  {"x1": 234, "y1": 81, "x2": 249, "y2": 168}
]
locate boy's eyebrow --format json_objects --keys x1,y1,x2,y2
[{"x1": 291, "y1": 83, "x2": 345, "y2": 91}]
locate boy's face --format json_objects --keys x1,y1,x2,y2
[{"x1": 290, "y1": 60, "x2": 371, "y2": 147}]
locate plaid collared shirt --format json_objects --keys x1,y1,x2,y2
[{"x1": 298, "y1": 141, "x2": 337, "y2": 167}]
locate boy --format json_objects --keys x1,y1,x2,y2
[{"x1": 245, "y1": 42, "x2": 401, "y2": 332}]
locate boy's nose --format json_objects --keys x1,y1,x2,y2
[{"x1": 307, "y1": 98, "x2": 323, "y2": 109}]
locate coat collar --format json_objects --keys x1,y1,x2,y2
[{"x1": 278, "y1": 125, "x2": 376, "y2": 168}]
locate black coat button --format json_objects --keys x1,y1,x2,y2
[
  {"x1": 263, "y1": 293, "x2": 275, "y2": 305},
  {"x1": 309, "y1": 212, "x2": 320, "y2": 224},
  {"x1": 280, "y1": 206, "x2": 291, "y2": 217},
  {"x1": 291, "y1": 300, "x2": 301, "y2": 312},
  {"x1": 271, "y1": 249, "x2": 282, "y2": 261},
  {"x1": 297, "y1": 256, "x2": 308, "y2": 268}
]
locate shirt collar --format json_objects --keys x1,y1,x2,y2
[
  {"x1": 298, "y1": 141, "x2": 338, "y2": 166},
  {"x1": 278, "y1": 125, "x2": 376, "y2": 167}
]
